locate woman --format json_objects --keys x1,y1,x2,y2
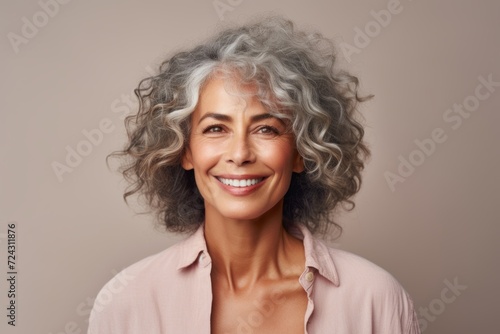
[{"x1": 89, "y1": 17, "x2": 420, "y2": 333}]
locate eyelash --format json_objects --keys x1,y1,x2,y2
[
  {"x1": 202, "y1": 124, "x2": 224, "y2": 133},
  {"x1": 201, "y1": 124, "x2": 280, "y2": 135},
  {"x1": 257, "y1": 125, "x2": 280, "y2": 134}
]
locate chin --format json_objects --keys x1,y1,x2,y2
[
  {"x1": 212, "y1": 201, "x2": 282, "y2": 222},
  {"x1": 218, "y1": 209, "x2": 268, "y2": 221}
]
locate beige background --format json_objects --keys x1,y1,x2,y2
[{"x1": 1, "y1": 0, "x2": 499, "y2": 333}]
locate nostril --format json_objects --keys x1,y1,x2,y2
[
  {"x1": 225, "y1": 141, "x2": 255, "y2": 165},
  {"x1": 226, "y1": 158, "x2": 253, "y2": 166}
]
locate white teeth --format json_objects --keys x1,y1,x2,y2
[{"x1": 218, "y1": 177, "x2": 263, "y2": 187}]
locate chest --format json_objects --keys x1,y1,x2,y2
[{"x1": 210, "y1": 280, "x2": 308, "y2": 334}]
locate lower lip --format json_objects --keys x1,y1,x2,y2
[{"x1": 215, "y1": 177, "x2": 267, "y2": 196}]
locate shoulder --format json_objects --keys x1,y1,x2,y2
[
  {"x1": 92, "y1": 226, "x2": 206, "y2": 299},
  {"x1": 325, "y1": 248, "x2": 420, "y2": 333},
  {"x1": 299, "y1": 225, "x2": 409, "y2": 296},
  {"x1": 88, "y1": 244, "x2": 175, "y2": 307},
  {"x1": 329, "y1": 247, "x2": 406, "y2": 293},
  {"x1": 97, "y1": 238, "x2": 187, "y2": 291},
  {"x1": 87, "y1": 232, "x2": 204, "y2": 333},
  {"x1": 303, "y1": 231, "x2": 420, "y2": 333}
]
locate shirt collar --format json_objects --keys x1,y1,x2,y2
[
  {"x1": 175, "y1": 223, "x2": 340, "y2": 287},
  {"x1": 289, "y1": 224, "x2": 340, "y2": 286},
  {"x1": 175, "y1": 224, "x2": 208, "y2": 270}
]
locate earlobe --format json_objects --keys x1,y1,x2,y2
[
  {"x1": 181, "y1": 149, "x2": 194, "y2": 170},
  {"x1": 292, "y1": 153, "x2": 305, "y2": 173}
]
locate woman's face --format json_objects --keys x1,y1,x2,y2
[{"x1": 182, "y1": 75, "x2": 304, "y2": 222}]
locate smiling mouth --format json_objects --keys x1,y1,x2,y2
[{"x1": 216, "y1": 177, "x2": 265, "y2": 188}]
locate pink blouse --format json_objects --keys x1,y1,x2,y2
[{"x1": 88, "y1": 224, "x2": 421, "y2": 333}]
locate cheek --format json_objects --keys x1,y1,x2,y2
[
  {"x1": 258, "y1": 141, "x2": 297, "y2": 170},
  {"x1": 190, "y1": 140, "x2": 222, "y2": 167}
]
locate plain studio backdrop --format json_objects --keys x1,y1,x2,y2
[{"x1": 1, "y1": 0, "x2": 499, "y2": 333}]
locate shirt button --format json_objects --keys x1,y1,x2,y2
[{"x1": 305, "y1": 272, "x2": 314, "y2": 282}]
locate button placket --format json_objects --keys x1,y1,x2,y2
[
  {"x1": 300, "y1": 268, "x2": 316, "y2": 292},
  {"x1": 302, "y1": 269, "x2": 315, "y2": 334}
]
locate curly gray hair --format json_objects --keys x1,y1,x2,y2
[{"x1": 108, "y1": 16, "x2": 371, "y2": 236}]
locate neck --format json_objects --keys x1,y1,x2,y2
[{"x1": 204, "y1": 203, "x2": 304, "y2": 293}]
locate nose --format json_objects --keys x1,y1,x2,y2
[{"x1": 225, "y1": 132, "x2": 255, "y2": 166}]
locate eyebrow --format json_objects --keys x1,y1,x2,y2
[{"x1": 197, "y1": 112, "x2": 285, "y2": 125}]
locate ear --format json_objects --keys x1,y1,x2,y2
[
  {"x1": 292, "y1": 152, "x2": 305, "y2": 173},
  {"x1": 181, "y1": 148, "x2": 194, "y2": 170}
]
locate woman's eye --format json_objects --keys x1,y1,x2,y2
[
  {"x1": 257, "y1": 126, "x2": 279, "y2": 135},
  {"x1": 203, "y1": 125, "x2": 224, "y2": 133}
]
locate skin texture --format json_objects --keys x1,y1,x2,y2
[{"x1": 182, "y1": 75, "x2": 308, "y2": 333}]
